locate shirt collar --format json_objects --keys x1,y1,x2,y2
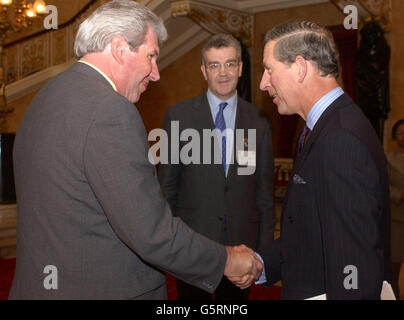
[
  {"x1": 306, "y1": 86, "x2": 344, "y2": 130},
  {"x1": 78, "y1": 60, "x2": 117, "y2": 92},
  {"x1": 206, "y1": 89, "x2": 237, "y2": 112}
]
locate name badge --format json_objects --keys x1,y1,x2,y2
[{"x1": 237, "y1": 150, "x2": 256, "y2": 166}]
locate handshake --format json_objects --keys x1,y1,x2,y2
[{"x1": 224, "y1": 245, "x2": 263, "y2": 289}]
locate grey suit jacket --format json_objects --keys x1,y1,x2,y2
[
  {"x1": 9, "y1": 62, "x2": 227, "y2": 299},
  {"x1": 159, "y1": 93, "x2": 274, "y2": 252}
]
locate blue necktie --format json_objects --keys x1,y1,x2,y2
[
  {"x1": 215, "y1": 102, "x2": 228, "y2": 170},
  {"x1": 298, "y1": 124, "x2": 310, "y2": 154}
]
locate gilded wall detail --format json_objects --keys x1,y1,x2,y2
[
  {"x1": 2, "y1": 0, "x2": 105, "y2": 86},
  {"x1": 4, "y1": 46, "x2": 18, "y2": 84},
  {"x1": 21, "y1": 37, "x2": 47, "y2": 77},
  {"x1": 51, "y1": 28, "x2": 68, "y2": 66},
  {"x1": 171, "y1": 0, "x2": 254, "y2": 46},
  {"x1": 331, "y1": 0, "x2": 391, "y2": 31}
]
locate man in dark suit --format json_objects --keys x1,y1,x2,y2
[
  {"x1": 257, "y1": 20, "x2": 392, "y2": 299},
  {"x1": 159, "y1": 34, "x2": 275, "y2": 300},
  {"x1": 9, "y1": 1, "x2": 261, "y2": 300}
]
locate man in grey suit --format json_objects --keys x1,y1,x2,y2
[
  {"x1": 159, "y1": 34, "x2": 275, "y2": 300},
  {"x1": 9, "y1": 1, "x2": 261, "y2": 300}
]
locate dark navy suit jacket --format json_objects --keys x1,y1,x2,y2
[{"x1": 261, "y1": 93, "x2": 392, "y2": 299}]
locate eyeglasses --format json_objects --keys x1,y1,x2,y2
[{"x1": 205, "y1": 61, "x2": 239, "y2": 72}]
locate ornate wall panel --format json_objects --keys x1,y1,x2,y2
[
  {"x1": 4, "y1": 46, "x2": 18, "y2": 84},
  {"x1": 171, "y1": 0, "x2": 254, "y2": 46},
  {"x1": 331, "y1": 0, "x2": 392, "y2": 31},
  {"x1": 51, "y1": 28, "x2": 68, "y2": 66},
  {"x1": 1, "y1": 0, "x2": 109, "y2": 89},
  {"x1": 21, "y1": 36, "x2": 48, "y2": 77}
]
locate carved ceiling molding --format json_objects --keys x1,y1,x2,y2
[
  {"x1": 171, "y1": 0, "x2": 254, "y2": 46},
  {"x1": 331, "y1": 0, "x2": 392, "y2": 32}
]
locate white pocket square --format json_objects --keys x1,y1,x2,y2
[{"x1": 293, "y1": 174, "x2": 307, "y2": 184}]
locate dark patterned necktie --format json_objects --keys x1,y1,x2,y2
[
  {"x1": 215, "y1": 102, "x2": 228, "y2": 170},
  {"x1": 298, "y1": 124, "x2": 311, "y2": 154}
]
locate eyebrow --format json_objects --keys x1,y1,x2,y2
[
  {"x1": 207, "y1": 59, "x2": 238, "y2": 64},
  {"x1": 262, "y1": 62, "x2": 270, "y2": 69}
]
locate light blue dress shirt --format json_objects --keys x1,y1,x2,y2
[
  {"x1": 306, "y1": 86, "x2": 344, "y2": 130},
  {"x1": 206, "y1": 90, "x2": 238, "y2": 176}
]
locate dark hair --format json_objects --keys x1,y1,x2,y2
[
  {"x1": 201, "y1": 33, "x2": 241, "y2": 65},
  {"x1": 392, "y1": 119, "x2": 404, "y2": 140},
  {"x1": 264, "y1": 20, "x2": 340, "y2": 79}
]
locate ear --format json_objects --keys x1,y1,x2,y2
[
  {"x1": 201, "y1": 64, "x2": 208, "y2": 80},
  {"x1": 238, "y1": 61, "x2": 243, "y2": 78},
  {"x1": 110, "y1": 35, "x2": 130, "y2": 65},
  {"x1": 295, "y1": 56, "x2": 307, "y2": 83}
]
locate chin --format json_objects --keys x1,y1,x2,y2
[
  {"x1": 130, "y1": 93, "x2": 141, "y2": 103},
  {"x1": 219, "y1": 89, "x2": 236, "y2": 98},
  {"x1": 276, "y1": 105, "x2": 290, "y2": 116}
]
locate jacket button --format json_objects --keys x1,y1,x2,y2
[
  {"x1": 224, "y1": 186, "x2": 229, "y2": 192},
  {"x1": 288, "y1": 216, "x2": 294, "y2": 224},
  {"x1": 218, "y1": 216, "x2": 224, "y2": 221}
]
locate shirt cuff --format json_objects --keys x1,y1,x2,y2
[{"x1": 254, "y1": 252, "x2": 267, "y2": 284}]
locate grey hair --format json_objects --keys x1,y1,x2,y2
[
  {"x1": 74, "y1": 0, "x2": 168, "y2": 59},
  {"x1": 264, "y1": 20, "x2": 340, "y2": 78},
  {"x1": 201, "y1": 33, "x2": 242, "y2": 65}
]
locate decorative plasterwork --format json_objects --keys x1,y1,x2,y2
[
  {"x1": 171, "y1": 0, "x2": 254, "y2": 46},
  {"x1": 199, "y1": 0, "x2": 329, "y2": 13},
  {"x1": 331, "y1": 0, "x2": 392, "y2": 31},
  {"x1": 2, "y1": 0, "x2": 101, "y2": 104},
  {"x1": 158, "y1": 24, "x2": 210, "y2": 70}
]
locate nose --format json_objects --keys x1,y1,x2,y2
[
  {"x1": 259, "y1": 70, "x2": 270, "y2": 91},
  {"x1": 218, "y1": 64, "x2": 228, "y2": 75},
  {"x1": 150, "y1": 61, "x2": 160, "y2": 81}
]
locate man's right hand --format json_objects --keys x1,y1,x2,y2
[{"x1": 224, "y1": 245, "x2": 263, "y2": 289}]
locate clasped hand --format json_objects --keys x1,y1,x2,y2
[{"x1": 224, "y1": 245, "x2": 263, "y2": 289}]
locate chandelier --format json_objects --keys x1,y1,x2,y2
[
  {"x1": 0, "y1": 0, "x2": 47, "y2": 40},
  {"x1": 0, "y1": 0, "x2": 47, "y2": 122}
]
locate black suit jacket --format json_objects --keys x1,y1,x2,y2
[
  {"x1": 159, "y1": 92, "x2": 275, "y2": 252},
  {"x1": 261, "y1": 93, "x2": 392, "y2": 299}
]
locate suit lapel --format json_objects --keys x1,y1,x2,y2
[
  {"x1": 227, "y1": 97, "x2": 249, "y2": 181},
  {"x1": 283, "y1": 94, "x2": 348, "y2": 208},
  {"x1": 191, "y1": 93, "x2": 215, "y2": 130},
  {"x1": 292, "y1": 94, "x2": 347, "y2": 174}
]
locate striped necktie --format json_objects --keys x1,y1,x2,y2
[
  {"x1": 215, "y1": 102, "x2": 228, "y2": 170},
  {"x1": 298, "y1": 124, "x2": 311, "y2": 154}
]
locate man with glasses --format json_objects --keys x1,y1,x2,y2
[{"x1": 159, "y1": 33, "x2": 275, "y2": 300}]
